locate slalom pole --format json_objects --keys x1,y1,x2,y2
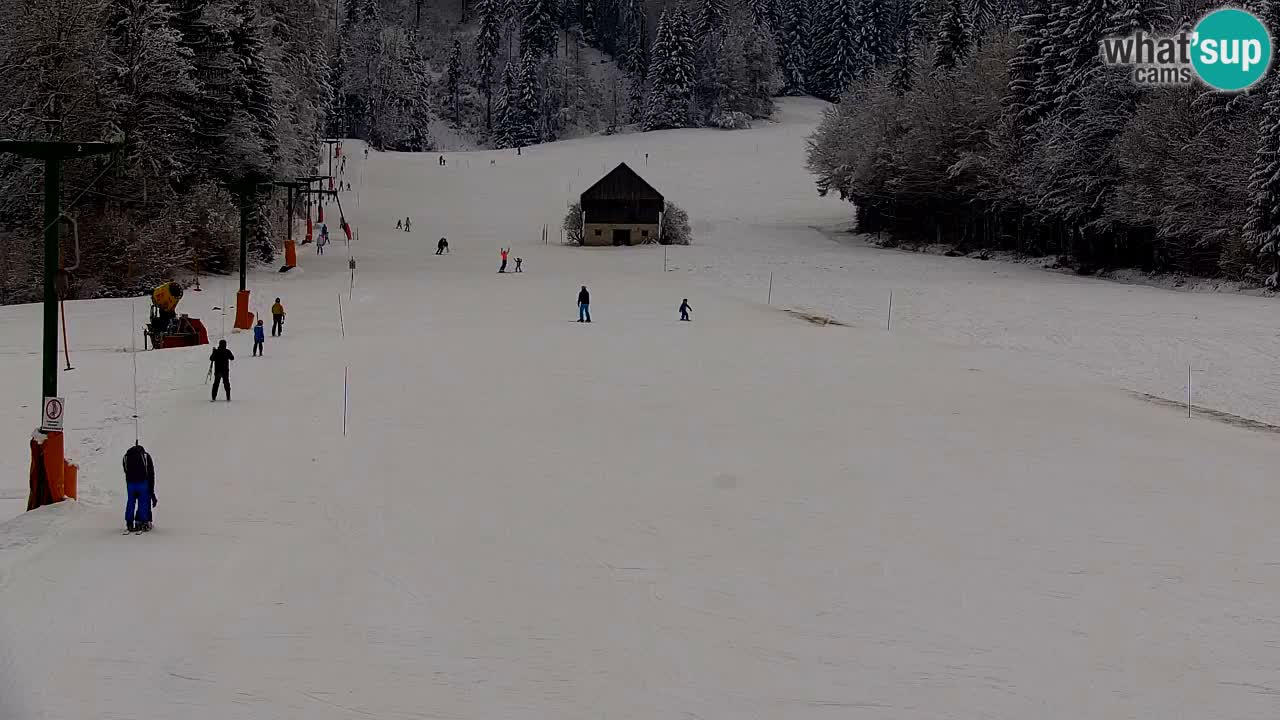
[
  {"x1": 1187, "y1": 364, "x2": 1192, "y2": 419},
  {"x1": 767, "y1": 272, "x2": 773, "y2": 306},
  {"x1": 887, "y1": 290, "x2": 893, "y2": 331},
  {"x1": 338, "y1": 293, "x2": 345, "y2": 339},
  {"x1": 343, "y1": 366, "x2": 349, "y2": 437}
]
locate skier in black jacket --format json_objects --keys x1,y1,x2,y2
[
  {"x1": 209, "y1": 340, "x2": 234, "y2": 402},
  {"x1": 122, "y1": 444, "x2": 156, "y2": 532}
]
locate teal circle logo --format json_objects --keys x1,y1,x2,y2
[{"x1": 1191, "y1": 8, "x2": 1272, "y2": 91}]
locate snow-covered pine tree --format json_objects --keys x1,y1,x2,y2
[
  {"x1": 522, "y1": 0, "x2": 559, "y2": 57},
  {"x1": 854, "y1": 0, "x2": 893, "y2": 68},
  {"x1": 696, "y1": 0, "x2": 729, "y2": 40},
  {"x1": 476, "y1": 0, "x2": 502, "y2": 130},
  {"x1": 104, "y1": 0, "x2": 199, "y2": 179},
  {"x1": 1246, "y1": 3, "x2": 1280, "y2": 285},
  {"x1": 494, "y1": 60, "x2": 517, "y2": 146},
  {"x1": 619, "y1": 0, "x2": 648, "y2": 72},
  {"x1": 809, "y1": 0, "x2": 864, "y2": 100},
  {"x1": 1028, "y1": 0, "x2": 1073, "y2": 116},
  {"x1": 1103, "y1": 0, "x2": 1168, "y2": 37},
  {"x1": 888, "y1": 20, "x2": 917, "y2": 94},
  {"x1": 1003, "y1": 0, "x2": 1052, "y2": 127},
  {"x1": 446, "y1": 39, "x2": 464, "y2": 124},
  {"x1": 778, "y1": 0, "x2": 810, "y2": 95},
  {"x1": 510, "y1": 51, "x2": 542, "y2": 145},
  {"x1": 1058, "y1": 0, "x2": 1124, "y2": 105},
  {"x1": 934, "y1": 0, "x2": 974, "y2": 71},
  {"x1": 644, "y1": 5, "x2": 697, "y2": 129},
  {"x1": 358, "y1": 0, "x2": 381, "y2": 25},
  {"x1": 969, "y1": 0, "x2": 999, "y2": 38},
  {"x1": 750, "y1": 0, "x2": 775, "y2": 32}
]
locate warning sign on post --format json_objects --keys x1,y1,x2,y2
[{"x1": 42, "y1": 396, "x2": 65, "y2": 431}]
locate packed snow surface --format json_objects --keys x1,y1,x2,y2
[{"x1": 2, "y1": 99, "x2": 1279, "y2": 719}]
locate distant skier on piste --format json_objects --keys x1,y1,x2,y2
[
  {"x1": 253, "y1": 319, "x2": 265, "y2": 356},
  {"x1": 122, "y1": 444, "x2": 156, "y2": 533},
  {"x1": 680, "y1": 299, "x2": 692, "y2": 321},
  {"x1": 209, "y1": 340, "x2": 234, "y2": 402},
  {"x1": 499, "y1": 247, "x2": 509, "y2": 273},
  {"x1": 437, "y1": 238, "x2": 449, "y2": 255}
]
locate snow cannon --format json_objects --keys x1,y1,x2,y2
[{"x1": 144, "y1": 281, "x2": 209, "y2": 350}]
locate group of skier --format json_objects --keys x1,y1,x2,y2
[
  {"x1": 498, "y1": 247, "x2": 522, "y2": 273},
  {"x1": 209, "y1": 297, "x2": 285, "y2": 402}
]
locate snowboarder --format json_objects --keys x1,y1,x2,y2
[
  {"x1": 271, "y1": 298, "x2": 285, "y2": 337},
  {"x1": 253, "y1": 319, "x2": 265, "y2": 356},
  {"x1": 578, "y1": 285, "x2": 591, "y2": 323},
  {"x1": 405, "y1": 217, "x2": 412, "y2": 232},
  {"x1": 396, "y1": 219, "x2": 403, "y2": 230},
  {"x1": 437, "y1": 238, "x2": 449, "y2": 255},
  {"x1": 499, "y1": 247, "x2": 509, "y2": 273},
  {"x1": 122, "y1": 444, "x2": 156, "y2": 533},
  {"x1": 515, "y1": 257, "x2": 523, "y2": 273},
  {"x1": 209, "y1": 339, "x2": 234, "y2": 402},
  {"x1": 680, "y1": 298, "x2": 692, "y2": 321}
]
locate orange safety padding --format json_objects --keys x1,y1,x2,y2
[
  {"x1": 41, "y1": 431, "x2": 65, "y2": 504},
  {"x1": 63, "y1": 462, "x2": 77, "y2": 500},
  {"x1": 234, "y1": 290, "x2": 254, "y2": 330},
  {"x1": 318, "y1": 205, "x2": 325, "y2": 224},
  {"x1": 285, "y1": 240, "x2": 297, "y2": 268},
  {"x1": 306, "y1": 216, "x2": 313, "y2": 242}
]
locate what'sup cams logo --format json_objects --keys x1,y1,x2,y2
[{"x1": 1100, "y1": 7, "x2": 1273, "y2": 91}]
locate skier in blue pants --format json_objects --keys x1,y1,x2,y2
[{"x1": 122, "y1": 444, "x2": 156, "y2": 533}]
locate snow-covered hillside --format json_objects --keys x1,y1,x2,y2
[{"x1": 2, "y1": 99, "x2": 1279, "y2": 720}]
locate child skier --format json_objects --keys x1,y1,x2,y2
[
  {"x1": 122, "y1": 444, "x2": 156, "y2": 533},
  {"x1": 515, "y1": 257, "x2": 523, "y2": 273},
  {"x1": 498, "y1": 247, "x2": 510, "y2": 273},
  {"x1": 396, "y1": 219, "x2": 403, "y2": 230},
  {"x1": 271, "y1": 298, "x2": 285, "y2": 337},
  {"x1": 253, "y1": 319, "x2": 265, "y2": 356},
  {"x1": 437, "y1": 238, "x2": 449, "y2": 255},
  {"x1": 680, "y1": 299, "x2": 692, "y2": 321}
]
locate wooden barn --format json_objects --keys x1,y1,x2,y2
[{"x1": 579, "y1": 163, "x2": 664, "y2": 246}]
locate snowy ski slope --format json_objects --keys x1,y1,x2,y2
[{"x1": 1, "y1": 99, "x2": 1279, "y2": 719}]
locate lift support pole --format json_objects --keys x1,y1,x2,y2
[{"x1": 0, "y1": 141, "x2": 116, "y2": 509}]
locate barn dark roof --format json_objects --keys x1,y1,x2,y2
[{"x1": 580, "y1": 163, "x2": 663, "y2": 203}]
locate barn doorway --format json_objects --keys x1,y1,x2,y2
[{"x1": 612, "y1": 228, "x2": 632, "y2": 246}]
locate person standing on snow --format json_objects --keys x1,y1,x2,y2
[
  {"x1": 437, "y1": 238, "x2": 449, "y2": 255},
  {"x1": 405, "y1": 217, "x2": 412, "y2": 232},
  {"x1": 498, "y1": 247, "x2": 510, "y2": 273},
  {"x1": 396, "y1": 219, "x2": 403, "y2": 230},
  {"x1": 577, "y1": 285, "x2": 591, "y2": 323},
  {"x1": 253, "y1": 319, "x2": 265, "y2": 356},
  {"x1": 209, "y1": 339, "x2": 234, "y2": 402},
  {"x1": 680, "y1": 299, "x2": 692, "y2": 322},
  {"x1": 122, "y1": 444, "x2": 156, "y2": 533},
  {"x1": 271, "y1": 298, "x2": 285, "y2": 337},
  {"x1": 515, "y1": 257, "x2": 523, "y2": 273}
]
